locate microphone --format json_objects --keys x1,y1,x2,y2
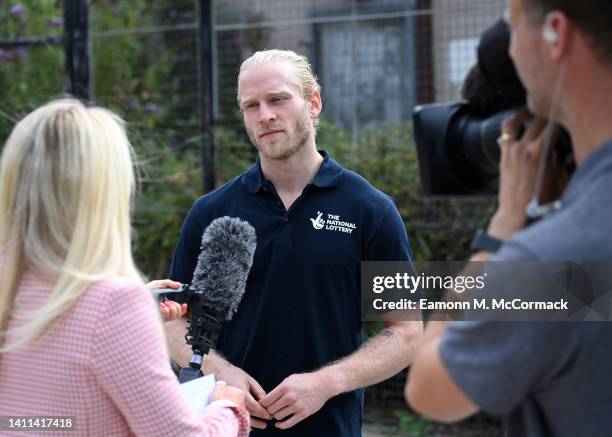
[{"x1": 154, "y1": 216, "x2": 257, "y2": 383}]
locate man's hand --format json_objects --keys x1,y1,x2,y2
[
  {"x1": 214, "y1": 363, "x2": 271, "y2": 429},
  {"x1": 488, "y1": 112, "x2": 547, "y2": 240},
  {"x1": 260, "y1": 372, "x2": 336, "y2": 430}
]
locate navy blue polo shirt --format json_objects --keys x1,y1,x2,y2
[{"x1": 168, "y1": 151, "x2": 413, "y2": 437}]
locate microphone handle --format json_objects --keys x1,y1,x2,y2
[
  {"x1": 178, "y1": 365, "x2": 203, "y2": 384},
  {"x1": 151, "y1": 284, "x2": 189, "y2": 303}
]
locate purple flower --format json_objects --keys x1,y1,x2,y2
[
  {"x1": 0, "y1": 49, "x2": 14, "y2": 60},
  {"x1": 16, "y1": 47, "x2": 27, "y2": 59},
  {"x1": 50, "y1": 17, "x2": 63, "y2": 28},
  {"x1": 145, "y1": 103, "x2": 159, "y2": 114},
  {"x1": 9, "y1": 4, "x2": 24, "y2": 17},
  {"x1": 124, "y1": 99, "x2": 136, "y2": 110}
]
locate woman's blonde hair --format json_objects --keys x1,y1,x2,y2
[{"x1": 0, "y1": 98, "x2": 143, "y2": 352}]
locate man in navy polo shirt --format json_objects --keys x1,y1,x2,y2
[{"x1": 165, "y1": 49, "x2": 423, "y2": 436}]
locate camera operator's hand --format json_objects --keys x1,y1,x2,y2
[{"x1": 488, "y1": 112, "x2": 547, "y2": 240}]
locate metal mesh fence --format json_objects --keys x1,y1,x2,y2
[
  {"x1": 1, "y1": 0, "x2": 505, "y2": 214},
  {"x1": 0, "y1": 0, "x2": 508, "y2": 290},
  {"x1": 0, "y1": 1, "x2": 64, "y2": 138},
  {"x1": 0, "y1": 0, "x2": 509, "y2": 272},
  {"x1": 210, "y1": 0, "x2": 505, "y2": 413},
  {"x1": 214, "y1": 0, "x2": 505, "y2": 127},
  {"x1": 1, "y1": 0, "x2": 507, "y2": 179},
  {"x1": 0, "y1": 44, "x2": 65, "y2": 130},
  {"x1": 89, "y1": 1, "x2": 200, "y2": 153},
  {"x1": 0, "y1": 0, "x2": 508, "y2": 425},
  {"x1": 211, "y1": 0, "x2": 506, "y2": 265}
]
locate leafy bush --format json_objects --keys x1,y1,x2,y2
[
  {"x1": 1, "y1": 1, "x2": 495, "y2": 280},
  {"x1": 0, "y1": 1, "x2": 65, "y2": 140},
  {"x1": 0, "y1": 0, "x2": 210, "y2": 278},
  {"x1": 318, "y1": 118, "x2": 496, "y2": 262}
]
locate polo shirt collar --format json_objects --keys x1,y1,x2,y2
[
  {"x1": 242, "y1": 160, "x2": 265, "y2": 194},
  {"x1": 311, "y1": 151, "x2": 343, "y2": 188},
  {"x1": 241, "y1": 150, "x2": 342, "y2": 193}
]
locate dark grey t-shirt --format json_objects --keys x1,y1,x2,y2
[{"x1": 440, "y1": 141, "x2": 612, "y2": 436}]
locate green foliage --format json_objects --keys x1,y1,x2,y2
[
  {"x1": 390, "y1": 409, "x2": 433, "y2": 436},
  {"x1": 318, "y1": 118, "x2": 495, "y2": 262},
  {"x1": 87, "y1": 1, "x2": 205, "y2": 277},
  {"x1": 0, "y1": 1, "x2": 65, "y2": 140},
  {"x1": 0, "y1": 0, "x2": 211, "y2": 278},
  {"x1": 0, "y1": 0, "x2": 495, "y2": 280},
  {"x1": 214, "y1": 123, "x2": 256, "y2": 182},
  {"x1": 368, "y1": 409, "x2": 433, "y2": 436}
]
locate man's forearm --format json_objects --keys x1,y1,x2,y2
[
  {"x1": 203, "y1": 349, "x2": 233, "y2": 375},
  {"x1": 164, "y1": 317, "x2": 192, "y2": 367},
  {"x1": 164, "y1": 317, "x2": 231, "y2": 373},
  {"x1": 317, "y1": 321, "x2": 423, "y2": 396}
]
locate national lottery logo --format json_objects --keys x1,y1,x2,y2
[
  {"x1": 309, "y1": 210, "x2": 357, "y2": 234},
  {"x1": 310, "y1": 211, "x2": 325, "y2": 229}
]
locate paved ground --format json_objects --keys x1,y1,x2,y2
[
  {"x1": 362, "y1": 424, "x2": 388, "y2": 437},
  {"x1": 363, "y1": 410, "x2": 503, "y2": 437}
]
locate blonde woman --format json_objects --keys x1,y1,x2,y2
[{"x1": 0, "y1": 99, "x2": 249, "y2": 436}]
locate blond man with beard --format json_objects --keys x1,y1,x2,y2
[{"x1": 166, "y1": 50, "x2": 423, "y2": 437}]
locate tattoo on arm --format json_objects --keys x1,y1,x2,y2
[{"x1": 379, "y1": 329, "x2": 394, "y2": 338}]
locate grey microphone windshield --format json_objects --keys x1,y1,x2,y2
[
  {"x1": 191, "y1": 216, "x2": 257, "y2": 321},
  {"x1": 153, "y1": 216, "x2": 256, "y2": 382}
]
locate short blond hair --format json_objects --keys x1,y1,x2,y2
[
  {"x1": 239, "y1": 49, "x2": 321, "y2": 99},
  {"x1": 238, "y1": 50, "x2": 322, "y2": 130}
]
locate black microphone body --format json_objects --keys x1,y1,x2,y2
[{"x1": 154, "y1": 216, "x2": 256, "y2": 383}]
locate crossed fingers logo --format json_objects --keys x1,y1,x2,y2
[{"x1": 310, "y1": 211, "x2": 325, "y2": 230}]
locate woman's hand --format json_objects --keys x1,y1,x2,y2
[
  {"x1": 210, "y1": 381, "x2": 247, "y2": 409},
  {"x1": 146, "y1": 279, "x2": 188, "y2": 322},
  {"x1": 159, "y1": 300, "x2": 188, "y2": 322}
]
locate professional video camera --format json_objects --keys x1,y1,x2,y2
[{"x1": 413, "y1": 19, "x2": 574, "y2": 196}]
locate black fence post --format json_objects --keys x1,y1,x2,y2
[
  {"x1": 64, "y1": 0, "x2": 92, "y2": 100},
  {"x1": 415, "y1": 0, "x2": 434, "y2": 104},
  {"x1": 197, "y1": 0, "x2": 216, "y2": 193}
]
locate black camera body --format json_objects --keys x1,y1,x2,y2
[
  {"x1": 413, "y1": 19, "x2": 573, "y2": 196},
  {"x1": 414, "y1": 103, "x2": 516, "y2": 195}
]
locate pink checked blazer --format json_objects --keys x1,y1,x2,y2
[{"x1": 0, "y1": 266, "x2": 249, "y2": 436}]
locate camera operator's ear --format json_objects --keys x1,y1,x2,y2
[
  {"x1": 543, "y1": 25, "x2": 558, "y2": 45},
  {"x1": 542, "y1": 12, "x2": 570, "y2": 60}
]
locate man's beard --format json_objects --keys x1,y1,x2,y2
[{"x1": 248, "y1": 108, "x2": 312, "y2": 160}]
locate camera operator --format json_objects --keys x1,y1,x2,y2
[{"x1": 405, "y1": 1, "x2": 612, "y2": 436}]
